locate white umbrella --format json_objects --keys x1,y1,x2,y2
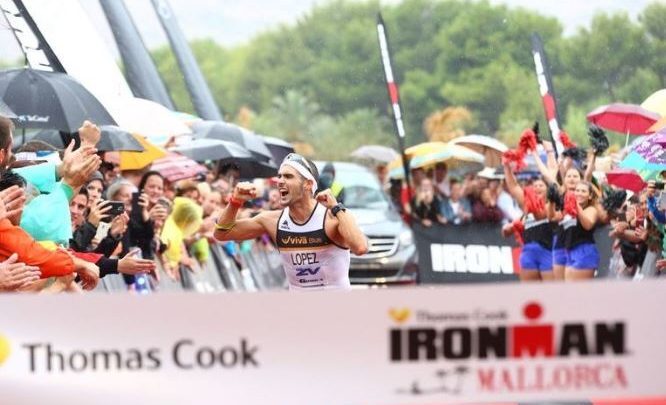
[
  {"x1": 105, "y1": 97, "x2": 191, "y2": 145},
  {"x1": 350, "y1": 145, "x2": 399, "y2": 163},
  {"x1": 450, "y1": 134, "x2": 508, "y2": 167}
]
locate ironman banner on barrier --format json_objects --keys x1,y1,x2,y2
[{"x1": 1, "y1": 281, "x2": 666, "y2": 404}]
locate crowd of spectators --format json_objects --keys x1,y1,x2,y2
[
  {"x1": 1, "y1": 113, "x2": 664, "y2": 293},
  {"x1": 386, "y1": 132, "x2": 666, "y2": 280},
  {"x1": 0, "y1": 117, "x2": 292, "y2": 293},
  {"x1": 398, "y1": 162, "x2": 521, "y2": 227}
]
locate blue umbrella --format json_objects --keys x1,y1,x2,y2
[{"x1": 619, "y1": 152, "x2": 664, "y2": 180}]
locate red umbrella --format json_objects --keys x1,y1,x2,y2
[
  {"x1": 606, "y1": 168, "x2": 647, "y2": 193},
  {"x1": 150, "y1": 152, "x2": 208, "y2": 182},
  {"x1": 587, "y1": 103, "x2": 659, "y2": 135}
]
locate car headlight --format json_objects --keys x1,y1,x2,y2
[{"x1": 398, "y1": 228, "x2": 413, "y2": 248}]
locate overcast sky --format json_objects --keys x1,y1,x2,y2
[{"x1": 0, "y1": 0, "x2": 659, "y2": 61}]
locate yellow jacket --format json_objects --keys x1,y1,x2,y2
[{"x1": 160, "y1": 197, "x2": 203, "y2": 268}]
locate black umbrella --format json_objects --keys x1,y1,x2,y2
[
  {"x1": 217, "y1": 158, "x2": 278, "y2": 180},
  {"x1": 25, "y1": 125, "x2": 144, "y2": 152},
  {"x1": 170, "y1": 138, "x2": 253, "y2": 162},
  {"x1": 261, "y1": 135, "x2": 294, "y2": 164},
  {"x1": 0, "y1": 99, "x2": 16, "y2": 119},
  {"x1": 0, "y1": 68, "x2": 116, "y2": 132},
  {"x1": 191, "y1": 121, "x2": 273, "y2": 162}
]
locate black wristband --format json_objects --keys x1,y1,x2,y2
[{"x1": 331, "y1": 203, "x2": 346, "y2": 217}]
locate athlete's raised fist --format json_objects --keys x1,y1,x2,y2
[
  {"x1": 233, "y1": 182, "x2": 257, "y2": 201},
  {"x1": 315, "y1": 189, "x2": 338, "y2": 209}
]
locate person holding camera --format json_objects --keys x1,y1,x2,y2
[
  {"x1": 70, "y1": 186, "x2": 129, "y2": 254},
  {"x1": 609, "y1": 195, "x2": 649, "y2": 277},
  {"x1": 128, "y1": 171, "x2": 169, "y2": 260},
  {"x1": 68, "y1": 187, "x2": 155, "y2": 279}
]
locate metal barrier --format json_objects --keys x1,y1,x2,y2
[{"x1": 96, "y1": 240, "x2": 286, "y2": 293}]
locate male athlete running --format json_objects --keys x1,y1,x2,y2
[{"x1": 214, "y1": 154, "x2": 368, "y2": 291}]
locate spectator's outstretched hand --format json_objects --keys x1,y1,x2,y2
[
  {"x1": 78, "y1": 120, "x2": 101, "y2": 147},
  {"x1": 0, "y1": 253, "x2": 41, "y2": 292},
  {"x1": 61, "y1": 140, "x2": 101, "y2": 189},
  {"x1": 0, "y1": 185, "x2": 26, "y2": 221},
  {"x1": 118, "y1": 253, "x2": 156, "y2": 275},
  {"x1": 70, "y1": 255, "x2": 100, "y2": 290}
]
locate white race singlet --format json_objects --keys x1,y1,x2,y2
[{"x1": 276, "y1": 203, "x2": 351, "y2": 291}]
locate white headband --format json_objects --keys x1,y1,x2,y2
[{"x1": 280, "y1": 160, "x2": 317, "y2": 195}]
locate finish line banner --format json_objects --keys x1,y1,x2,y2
[{"x1": 1, "y1": 282, "x2": 666, "y2": 404}]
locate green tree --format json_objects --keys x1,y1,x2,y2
[
  {"x1": 141, "y1": 0, "x2": 663, "y2": 156},
  {"x1": 563, "y1": 13, "x2": 647, "y2": 100},
  {"x1": 311, "y1": 108, "x2": 394, "y2": 160},
  {"x1": 254, "y1": 90, "x2": 323, "y2": 142},
  {"x1": 640, "y1": 2, "x2": 666, "y2": 88}
]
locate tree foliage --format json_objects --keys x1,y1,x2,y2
[{"x1": 146, "y1": 1, "x2": 666, "y2": 158}]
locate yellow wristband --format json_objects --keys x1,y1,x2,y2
[{"x1": 215, "y1": 221, "x2": 236, "y2": 232}]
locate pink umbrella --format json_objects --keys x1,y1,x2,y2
[
  {"x1": 606, "y1": 168, "x2": 647, "y2": 193},
  {"x1": 587, "y1": 103, "x2": 659, "y2": 135},
  {"x1": 150, "y1": 152, "x2": 208, "y2": 183}
]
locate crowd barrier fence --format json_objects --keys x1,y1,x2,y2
[
  {"x1": 96, "y1": 223, "x2": 617, "y2": 292},
  {"x1": 96, "y1": 240, "x2": 287, "y2": 293}
]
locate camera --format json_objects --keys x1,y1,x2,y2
[{"x1": 655, "y1": 181, "x2": 665, "y2": 190}]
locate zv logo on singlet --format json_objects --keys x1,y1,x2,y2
[{"x1": 295, "y1": 267, "x2": 321, "y2": 276}]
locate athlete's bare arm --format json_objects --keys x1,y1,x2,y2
[
  {"x1": 316, "y1": 189, "x2": 368, "y2": 256},
  {"x1": 213, "y1": 182, "x2": 280, "y2": 242}
]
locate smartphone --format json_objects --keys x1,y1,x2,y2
[
  {"x1": 156, "y1": 197, "x2": 172, "y2": 214},
  {"x1": 101, "y1": 201, "x2": 125, "y2": 223},
  {"x1": 94, "y1": 221, "x2": 111, "y2": 240},
  {"x1": 656, "y1": 181, "x2": 665, "y2": 191},
  {"x1": 108, "y1": 201, "x2": 125, "y2": 216}
]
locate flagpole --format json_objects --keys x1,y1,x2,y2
[
  {"x1": 376, "y1": 12, "x2": 411, "y2": 191},
  {"x1": 531, "y1": 32, "x2": 563, "y2": 159}
]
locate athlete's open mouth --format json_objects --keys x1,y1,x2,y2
[{"x1": 279, "y1": 188, "x2": 288, "y2": 197}]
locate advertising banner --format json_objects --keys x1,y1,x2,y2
[
  {"x1": 415, "y1": 223, "x2": 614, "y2": 283},
  {"x1": 1, "y1": 282, "x2": 665, "y2": 404}
]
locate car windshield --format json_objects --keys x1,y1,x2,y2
[{"x1": 334, "y1": 167, "x2": 390, "y2": 210}]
